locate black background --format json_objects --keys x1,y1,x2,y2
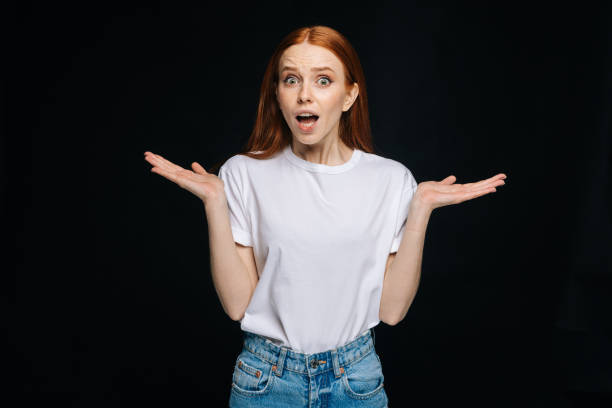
[{"x1": 6, "y1": 1, "x2": 612, "y2": 407}]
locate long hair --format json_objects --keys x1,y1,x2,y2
[{"x1": 211, "y1": 25, "x2": 374, "y2": 173}]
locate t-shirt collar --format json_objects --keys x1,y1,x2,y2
[{"x1": 282, "y1": 144, "x2": 362, "y2": 174}]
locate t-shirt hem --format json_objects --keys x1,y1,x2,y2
[{"x1": 366, "y1": 320, "x2": 381, "y2": 331}]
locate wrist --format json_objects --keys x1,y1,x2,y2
[
  {"x1": 203, "y1": 195, "x2": 228, "y2": 213},
  {"x1": 409, "y1": 195, "x2": 433, "y2": 217},
  {"x1": 405, "y1": 198, "x2": 432, "y2": 232}
]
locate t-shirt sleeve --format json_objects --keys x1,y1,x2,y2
[
  {"x1": 217, "y1": 158, "x2": 253, "y2": 247},
  {"x1": 389, "y1": 167, "x2": 418, "y2": 253}
]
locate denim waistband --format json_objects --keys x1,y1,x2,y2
[{"x1": 241, "y1": 328, "x2": 377, "y2": 378}]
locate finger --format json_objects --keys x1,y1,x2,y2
[
  {"x1": 156, "y1": 154, "x2": 185, "y2": 173},
  {"x1": 470, "y1": 173, "x2": 507, "y2": 190},
  {"x1": 475, "y1": 177, "x2": 505, "y2": 191},
  {"x1": 440, "y1": 175, "x2": 456, "y2": 185},
  {"x1": 148, "y1": 153, "x2": 185, "y2": 173},
  {"x1": 458, "y1": 178, "x2": 502, "y2": 193},
  {"x1": 150, "y1": 166, "x2": 182, "y2": 186},
  {"x1": 145, "y1": 155, "x2": 176, "y2": 174},
  {"x1": 192, "y1": 162, "x2": 208, "y2": 175}
]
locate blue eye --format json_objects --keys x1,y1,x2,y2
[{"x1": 283, "y1": 76, "x2": 298, "y2": 85}]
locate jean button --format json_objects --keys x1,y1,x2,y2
[{"x1": 310, "y1": 359, "x2": 319, "y2": 369}]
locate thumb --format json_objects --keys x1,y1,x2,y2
[
  {"x1": 440, "y1": 175, "x2": 456, "y2": 184},
  {"x1": 191, "y1": 162, "x2": 208, "y2": 175}
]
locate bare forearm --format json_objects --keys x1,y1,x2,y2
[
  {"x1": 204, "y1": 199, "x2": 254, "y2": 320},
  {"x1": 380, "y1": 202, "x2": 431, "y2": 325}
]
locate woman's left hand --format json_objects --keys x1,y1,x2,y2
[{"x1": 413, "y1": 173, "x2": 507, "y2": 212}]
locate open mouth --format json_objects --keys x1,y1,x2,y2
[{"x1": 295, "y1": 114, "x2": 319, "y2": 131}]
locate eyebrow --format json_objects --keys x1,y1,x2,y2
[{"x1": 280, "y1": 66, "x2": 336, "y2": 73}]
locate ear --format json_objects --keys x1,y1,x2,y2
[{"x1": 342, "y1": 82, "x2": 359, "y2": 112}]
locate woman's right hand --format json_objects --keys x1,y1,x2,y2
[{"x1": 144, "y1": 151, "x2": 226, "y2": 206}]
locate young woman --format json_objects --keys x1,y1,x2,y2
[{"x1": 144, "y1": 25, "x2": 506, "y2": 408}]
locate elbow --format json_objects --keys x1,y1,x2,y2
[
  {"x1": 381, "y1": 306, "x2": 410, "y2": 326},
  {"x1": 228, "y1": 290, "x2": 255, "y2": 322},
  {"x1": 227, "y1": 289, "x2": 256, "y2": 322},
  {"x1": 382, "y1": 315, "x2": 401, "y2": 326},
  {"x1": 228, "y1": 307, "x2": 245, "y2": 322},
  {"x1": 223, "y1": 300, "x2": 244, "y2": 321},
  {"x1": 380, "y1": 310, "x2": 402, "y2": 326}
]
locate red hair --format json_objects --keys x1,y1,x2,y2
[{"x1": 212, "y1": 25, "x2": 374, "y2": 171}]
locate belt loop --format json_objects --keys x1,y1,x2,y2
[
  {"x1": 331, "y1": 348, "x2": 342, "y2": 378},
  {"x1": 273, "y1": 347, "x2": 288, "y2": 377},
  {"x1": 371, "y1": 328, "x2": 376, "y2": 346}
]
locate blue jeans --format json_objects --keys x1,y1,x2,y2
[{"x1": 229, "y1": 328, "x2": 389, "y2": 407}]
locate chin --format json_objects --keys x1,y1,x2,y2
[
  {"x1": 293, "y1": 135, "x2": 325, "y2": 146},
  {"x1": 292, "y1": 128, "x2": 328, "y2": 145}
]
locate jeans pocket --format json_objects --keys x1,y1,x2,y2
[
  {"x1": 231, "y1": 350, "x2": 276, "y2": 397},
  {"x1": 341, "y1": 348, "x2": 386, "y2": 400}
]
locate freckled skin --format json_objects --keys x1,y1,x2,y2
[{"x1": 275, "y1": 41, "x2": 359, "y2": 165}]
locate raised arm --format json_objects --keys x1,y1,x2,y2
[
  {"x1": 144, "y1": 151, "x2": 258, "y2": 321},
  {"x1": 380, "y1": 173, "x2": 507, "y2": 325}
]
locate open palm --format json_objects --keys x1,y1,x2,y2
[
  {"x1": 416, "y1": 173, "x2": 507, "y2": 211},
  {"x1": 144, "y1": 151, "x2": 224, "y2": 204}
]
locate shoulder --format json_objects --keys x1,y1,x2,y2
[
  {"x1": 219, "y1": 152, "x2": 257, "y2": 173},
  {"x1": 218, "y1": 155, "x2": 246, "y2": 187},
  {"x1": 220, "y1": 149, "x2": 282, "y2": 175},
  {"x1": 359, "y1": 150, "x2": 414, "y2": 179}
]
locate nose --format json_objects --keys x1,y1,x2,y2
[{"x1": 298, "y1": 83, "x2": 312, "y2": 104}]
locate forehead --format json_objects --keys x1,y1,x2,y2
[{"x1": 278, "y1": 42, "x2": 344, "y2": 73}]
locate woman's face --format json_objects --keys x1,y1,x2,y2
[{"x1": 276, "y1": 41, "x2": 358, "y2": 147}]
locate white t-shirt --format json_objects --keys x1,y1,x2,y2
[{"x1": 217, "y1": 143, "x2": 418, "y2": 354}]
